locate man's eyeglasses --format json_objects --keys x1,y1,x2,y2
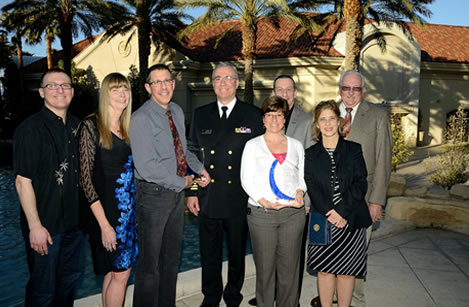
[
  {"x1": 42, "y1": 83, "x2": 73, "y2": 90},
  {"x1": 213, "y1": 76, "x2": 237, "y2": 82},
  {"x1": 148, "y1": 79, "x2": 174, "y2": 87},
  {"x1": 340, "y1": 86, "x2": 362, "y2": 93}
]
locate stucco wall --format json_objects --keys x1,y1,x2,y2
[
  {"x1": 62, "y1": 25, "x2": 469, "y2": 147},
  {"x1": 419, "y1": 63, "x2": 469, "y2": 145}
]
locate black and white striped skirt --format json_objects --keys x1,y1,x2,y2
[{"x1": 307, "y1": 224, "x2": 368, "y2": 277}]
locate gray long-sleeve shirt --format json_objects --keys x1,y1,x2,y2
[{"x1": 130, "y1": 99, "x2": 204, "y2": 192}]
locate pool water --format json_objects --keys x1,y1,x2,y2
[{"x1": 0, "y1": 170, "x2": 252, "y2": 306}]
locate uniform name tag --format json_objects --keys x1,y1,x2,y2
[
  {"x1": 201, "y1": 129, "x2": 212, "y2": 135},
  {"x1": 235, "y1": 127, "x2": 251, "y2": 134}
]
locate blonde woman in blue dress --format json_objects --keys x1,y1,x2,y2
[{"x1": 79, "y1": 73, "x2": 138, "y2": 307}]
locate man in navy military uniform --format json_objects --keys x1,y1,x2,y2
[{"x1": 187, "y1": 62, "x2": 263, "y2": 307}]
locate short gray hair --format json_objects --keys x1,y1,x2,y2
[
  {"x1": 212, "y1": 62, "x2": 239, "y2": 80},
  {"x1": 339, "y1": 70, "x2": 365, "y2": 87}
]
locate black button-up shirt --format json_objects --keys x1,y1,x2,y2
[{"x1": 13, "y1": 107, "x2": 80, "y2": 236}]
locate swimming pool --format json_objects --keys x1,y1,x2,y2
[{"x1": 0, "y1": 170, "x2": 252, "y2": 306}]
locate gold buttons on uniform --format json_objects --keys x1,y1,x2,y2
[
  {"x1": 227, "y1": 165, "x2": 232, "y2": 170},
  {"x1": 211, "y1": 179, "x2": 215, "y2": 183},
  {"x1": 210, "y1": 165, "x2": 215, "y2": 169},
  {"x1": 210, "y1": 150, "x2": 215, "y2": 155},
  {"x1": 228, "y1": 180, "x2": 232, "y2": 184},
  {"x1": 227, "y1": 150, "x2": 232, "y2": 155}
]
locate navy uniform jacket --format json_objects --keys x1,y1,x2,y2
[{"x1": 189, "y1": 99, "x2": 263, "y2": 218}]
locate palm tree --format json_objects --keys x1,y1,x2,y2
[
  {"x1": 311, "y1": 0, "x2": 434, "y2": 70},
  {"x1": 56, "y1": 0, "x2": 111, "y2": 75},
  {"x1": 3, "y1": 0, "x2": 60, "y2": 69},
  {"x1": 0, "y1": 10, "x2": 27, "y2": 108},
  {"x1": 176, "y1": 0, "x2": 321, "y2": 104},
  {"x1": 0, "y1": 30, "x2": 14, "y2": 69},
  {"x1": 100, "y1": 0, "x2": 190, "y2": 107},
  {"x1": 3, "y1": 0, "x2": 111, "y2": 75}
]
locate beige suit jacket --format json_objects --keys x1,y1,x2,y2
[{"x1": 345, "y1": 101, "x2": 392, "y2": 206}]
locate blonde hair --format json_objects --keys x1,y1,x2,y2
[{"x1": 97, "y1": 73, "x2": 132, "y2": 149}]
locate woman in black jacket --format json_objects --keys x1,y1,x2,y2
[{"x1": 305, "y1": 100, "x2": 372, "y2": 307}]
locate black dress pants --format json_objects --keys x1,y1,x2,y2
[{"x1": 199, "y1": 213, "x2": 248, "y2": 306}]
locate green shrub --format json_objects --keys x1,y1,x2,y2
[
  {"x1": 446, "y1": 107, "x2": 469, "y2": 144},
  {"x1": 391, "y1": 115, "x2": 413, "y2": 172},
  {"x1": 424, "y1": 107, "x2": 469, "y2": 189},
  {"x1": 424, "y1": 148, "x2": 467, "y2": 189}
]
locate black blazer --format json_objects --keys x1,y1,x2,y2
[
  {"x1": 304, "y1": 137, "x2": 372, "y2": 231},
  {"x1": 189, "y1": 99, "x2": 263, "y2": 218}
]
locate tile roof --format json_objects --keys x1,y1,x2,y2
[
  {"x1": 408, "y1": 23, "x2": 469, "y2": 63},
  {"x1": 24, "y1": 35, "x2": 100, "y2": 73},
  {"x1": 174, "y1": 18, "x2": 469, "y2": 64},
  {"x1": 170, "y1": 17, "x2": 344, "y2": 61},
  {"x1": 24, "y1": 18, "x2": 469, "y2": 72}
]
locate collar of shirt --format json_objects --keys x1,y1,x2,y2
[
  {"x1": 339, "y1": 101, "x2": 361, "y2": 123},
  {"x1": 41, "y1": 105, "x2": 67, "y2": 123},
  {"x1": 149, "y1": 98, "x2": 176, "y2": 116},
  {"x1": 217, "y1": 97, "x2": 237, "y2": 118}
]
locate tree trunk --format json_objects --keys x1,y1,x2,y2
[
  {"x1": 136, "y1": 0, "x2": 150, "y2": 108},
  {"x1": 241, "y1": 18, "x2": 257, "y2": 104},
  {"x1": 344, "y1": 0, "x2": 363, "y2": 71},
  {"x1": 46, "y1": 31, "x2": 53, "y2": 69},
  {"x1": 59, "y1": 1, "x2": 73, "y2": 76}
]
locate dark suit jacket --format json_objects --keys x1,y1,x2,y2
[
  {"x1": 189, "y1": 99, "x2": 263, "y2": 218},
  {"x1": 304, "y1": 137, "x2": 372, "y2": 231}
]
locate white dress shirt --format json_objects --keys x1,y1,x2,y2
[
  {"x1": 217, "y1": 98, "x2": 237, "y2": 118},
  {"x1": 339, "y1": 101, "x2": 361, "y2": 123}
]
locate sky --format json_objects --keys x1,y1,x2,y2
[{"x1": 17, "y1": 0, "x2": 469, "y2": 57}]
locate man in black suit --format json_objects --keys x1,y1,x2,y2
[{"x1": 187, "y1": 62, "x2": 263, "y2": 307}]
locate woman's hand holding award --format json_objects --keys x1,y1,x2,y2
[{"x1": 268, "y1": 160, "x2": 304, "y2": 209}]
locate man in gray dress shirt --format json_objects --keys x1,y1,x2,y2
[{"x1": 130, "y1": 64, "x2": 210, "y2": 306}]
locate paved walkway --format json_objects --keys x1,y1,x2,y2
[
  {"x1": 170, "y1": 227, "x2": 469, "y2": 307},
  {"x1": 75, "y1": 226, "x2": 469, "y2": 307},
  {"x1": 76, "y1": 145, "x2": 469, "y2": 307},
  {"x1": 394, "y1": 144, "x2": 447, "y2": 187}
]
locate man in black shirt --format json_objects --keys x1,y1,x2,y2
[{"x1": 13, "y1": 68, "x2": 83, "y2": 307}]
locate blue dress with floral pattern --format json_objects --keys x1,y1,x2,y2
[{"x1": 78, "y1": 117, "x2": 138, "y2": 275}]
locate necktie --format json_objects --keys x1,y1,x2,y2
[
  {"x1": 221, "y1": 106, "x2": 228, "y2": 120},
  {"x1": 343, "y1": 107, "x2": 353, "y2": 138},
  {"x1": 167, "y1": 110, "x2": 188, "y2": 177}
]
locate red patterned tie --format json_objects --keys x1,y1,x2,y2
[
  {"x1": 343, "y1": 107, "x2": 353, "y2": 138},
  {"x1": 167, "y1": 110, "x2": 188, "y2": 177}
]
